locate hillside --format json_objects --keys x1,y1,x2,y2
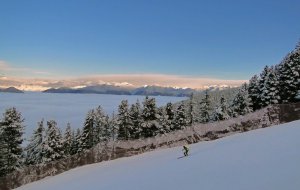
[
  {"x1": 16, "y1": 120, "x2": 300, "y2": 190},
  {"x1": 0, "y1": 87, "x2": 23, "y2": 93}
]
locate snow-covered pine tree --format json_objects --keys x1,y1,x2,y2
[
  {"x1": 278, "y1": 47, "x2": 300, "y2": 103},
  {"x1": 260, "y1": 66, "x2": 280, "y2": 106},
  {"x1": 258, "y1": 66, "x2": 270, "y2": 108},
  {"x1": 62, "y1": 123, "x2": 72, "y2": 156},
  {"x1": 0, "y1": 107, "x2": 24, "y2": 176},
  {"x1": 157, "y1": 107, "x2": 169, "y2": 134},
  {"x1": 141, "y1": 96, "x2": 159, "y2": 138},
  {"x1": 187, "y1": 93, "x2": 197, "y2": 125},
  {"x1": 174, "y1": 103, "x2": 187, "y2": 130},
  {"x1": 93, "y1": 106, "x2": 107, "y2": 144},
  {"x1": 25, "y1": 119, "x2": 44, "y2": 165},
  {"x1": 117, "y1": 100, "x2": 132, "y2": 140},
  {"x1": 230, "y1": 84, "x2": 253, "y2": 117},
  {"x1": 79, "y1": 109, "x2": 95, "y2": 150},
  {"x1": 258, "y1": 66, "x2": 279, "y2": 107},
  {"x1": 213, "y1": 96, "x2": 230, "y2": 121},
  {"x1": 42, "y1": 120, "x2": 64, "y2": 163},
  {"x1": 165, "y1": 102, "x2": 175, "y2": 131},
  {"x1": 248, "y1": 75, "x2": 261, "y2": 110},
  {"x1": 129, "y1": 100, "x2": 142, "y2": 139},
  {"x1": 71, "y1": 128, "x2": 81, "y2": 154},
  {"x1": 110, "y1": 112, "x2": 118, "y2": 141},
  {"x1": 102, "y1": 115, "x2": 111, "y2": 142},
  {"x1": 199, "y1": 90, "x2": 211, "y2": 123}
]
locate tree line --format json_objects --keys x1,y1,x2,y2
[{"x1": 248, "y1": 43, "x2": 300, "y2": 110}]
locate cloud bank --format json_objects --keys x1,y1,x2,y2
[{"x1": 0, "y1": 74, "x2": 247, "y2": 91}]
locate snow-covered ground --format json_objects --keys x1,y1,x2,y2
[
  {"x1": 16, "y1": 120, "x2": 300, "y2": 190},
  {"x1": 0, "y1": 92, "x2": 185, "y2": 138}
]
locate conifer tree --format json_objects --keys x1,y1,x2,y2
[
  {"x1": 110, "y1": 112, "x2": 118, "y2": 141},
  {"x1": 42, "y1": 120, "x2": 64, "y2": 163},
  {"x1": 117, "y1": 100, "x2": 132, "y2": 140},
  {"x1": 165, "y1": 102, "x2": 175, "y2": 131},
  {"x1": 102, "y1": 115, "x2": 111, "y2": 142},
  {"x1": 71, "y1": 128, "x2": 81, "y2": 154},
  {"x1": 0, "y1": 107, "x2": 24, "y2": 176},
  {"x1": 174, "y1": 103, "x2": 187, "y2": 130},
  {"x1": 80, "y1": 110, "x2": 95, "y2": 150},
  {"x1": 260, "y1": 66, "x2": 280, "y2": 106},
  {"x1": 25, "y1": 119, "x2": 44, "y2": 165},
  {"x1": 248, "y1": 75, "x2": 260, "y2": 110},
  {"x1": 213, "y1": 96, "x2": 230, "y2": 121},
  {"x1": 278, "y1": 48, "x2": 300, "y2": 103},
  {"x1": 141, "y1": 96, "x2": 158, "y2": 138},
  {"x1": 62, "y1": 123, "x2": 72, "y2": 155},
  {"x1": 129, "y1": 100, "x2": 142, "y2": 139},
  {"x1": 93, "y1": 106, "x2": 106, "y2": 144},
  {"x1": 258, "y1": 66, "x2": 280, "y2": 107},
  {"x1": 199, "y1": 90, "x2": 211, "y2": 123},
  {"x1": 157, "y1": 107, "x2": 169, "y2": 134},
  {"x1": 187, "y1": 93, "x2": 196, "y2": 125},
  {"x1": 231, "y1": 84, "x2": 252, "y2": 117}
]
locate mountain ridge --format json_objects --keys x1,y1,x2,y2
[
  {"x1": 0, "y1": 87, "x2": 23, "y2": 93},
  {"x1": 43, "y1": 84, "x2": 195, "y2": 97}
]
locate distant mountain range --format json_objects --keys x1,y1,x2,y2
[
  {"x1": 0, "y1": 85, "x2": 235, "y2": 96},
  {"x1": 43, "y1": 85, "x2": 197, "y2": 97},
  {"x1": 0, "y1": 87, "x2": 24, "y2": 93}
]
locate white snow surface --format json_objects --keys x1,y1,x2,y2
[{"x1": 16, "y1": 120, "x2": 300, "y2": 190}]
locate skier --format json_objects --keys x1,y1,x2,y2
[{"x1": 182, "y1": 145, "x2": 189, "y2": 156}]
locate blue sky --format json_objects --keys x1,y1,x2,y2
[{"x1": 0, "y1": 0, "x2": 300, "y2": 82}]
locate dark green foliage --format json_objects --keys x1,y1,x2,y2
[
  {"x1": 213, "y1": 96, "x2": 230, "y2": 121},
  {"x1": 174, "y1": 103, "x2": 187, "y2": 130},
  {"x1": 110, "y1": 112, "x2": 118, "y2": 141},
  {"x1": 248, "y1": 42, "x2": 300, "y2": 108},
  {"x1": 141, "y1": 96, "x2": 158, "y2": 138},
  {"x1": 102, "y1": 115, "x2": 111, "y2": 142},
  {"x1": 93, "y1": 106, "x2": 108, "y2": 144},
  {"x1": 70, "y1": 128, "x2": 81, "y2": 154},
  {"x1": 248, "y1": 75, "x2": 260, "y2": 110},
  {"x1": 199, "y1": 90, "x2": 211, "y2": 123},
  {"x1": 231, "y1": 84, "x2": 252, "y2": 117},
  {"x1": 0, "y1": 107, "x2": 24, "y2": 176},
  {"x1": 187, "y1": 93, "x2": 196, "y2": 125},
  {"x1": 25, "y1": 120, "x2": 44, "y2": 165},
  {"x1": 117, "y1": 100, "x2": 132, "y2": 140},
  {"x1": 261, "y1": 66, "x2": 280, "y2": 105},
  {"x1": 42, "y1": 120, "x2": 64, "y2": 163},
  {"x1": 157, "y1": 107, "x2": 169, "y2": 134},
  {"x1": 129, "y1": 100, "x2": 142, "y2": 139},
  {"x1": 62, "y1": 123, "x2": 72, "y2": 156},
  {"x1": 165, "y1": 102, "x2": 175, "y2": 130},
  {"x1": 278, "y1": 50, "x2": 300, "y2": 103},
  {"x1": 80, "y1": 110, "x2": 95, "y2": 150}
]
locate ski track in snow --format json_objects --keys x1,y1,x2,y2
[{"x1": 16, "y1": 120, "x2": 300, "y2": 190}]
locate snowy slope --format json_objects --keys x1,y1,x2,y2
[{"x1": 16, "y1": 120, "x2": 300, "y2": 190}]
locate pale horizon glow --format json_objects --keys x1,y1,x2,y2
[{"x1": 0, "y1": 74, "x2": 246, "y2": 91}]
